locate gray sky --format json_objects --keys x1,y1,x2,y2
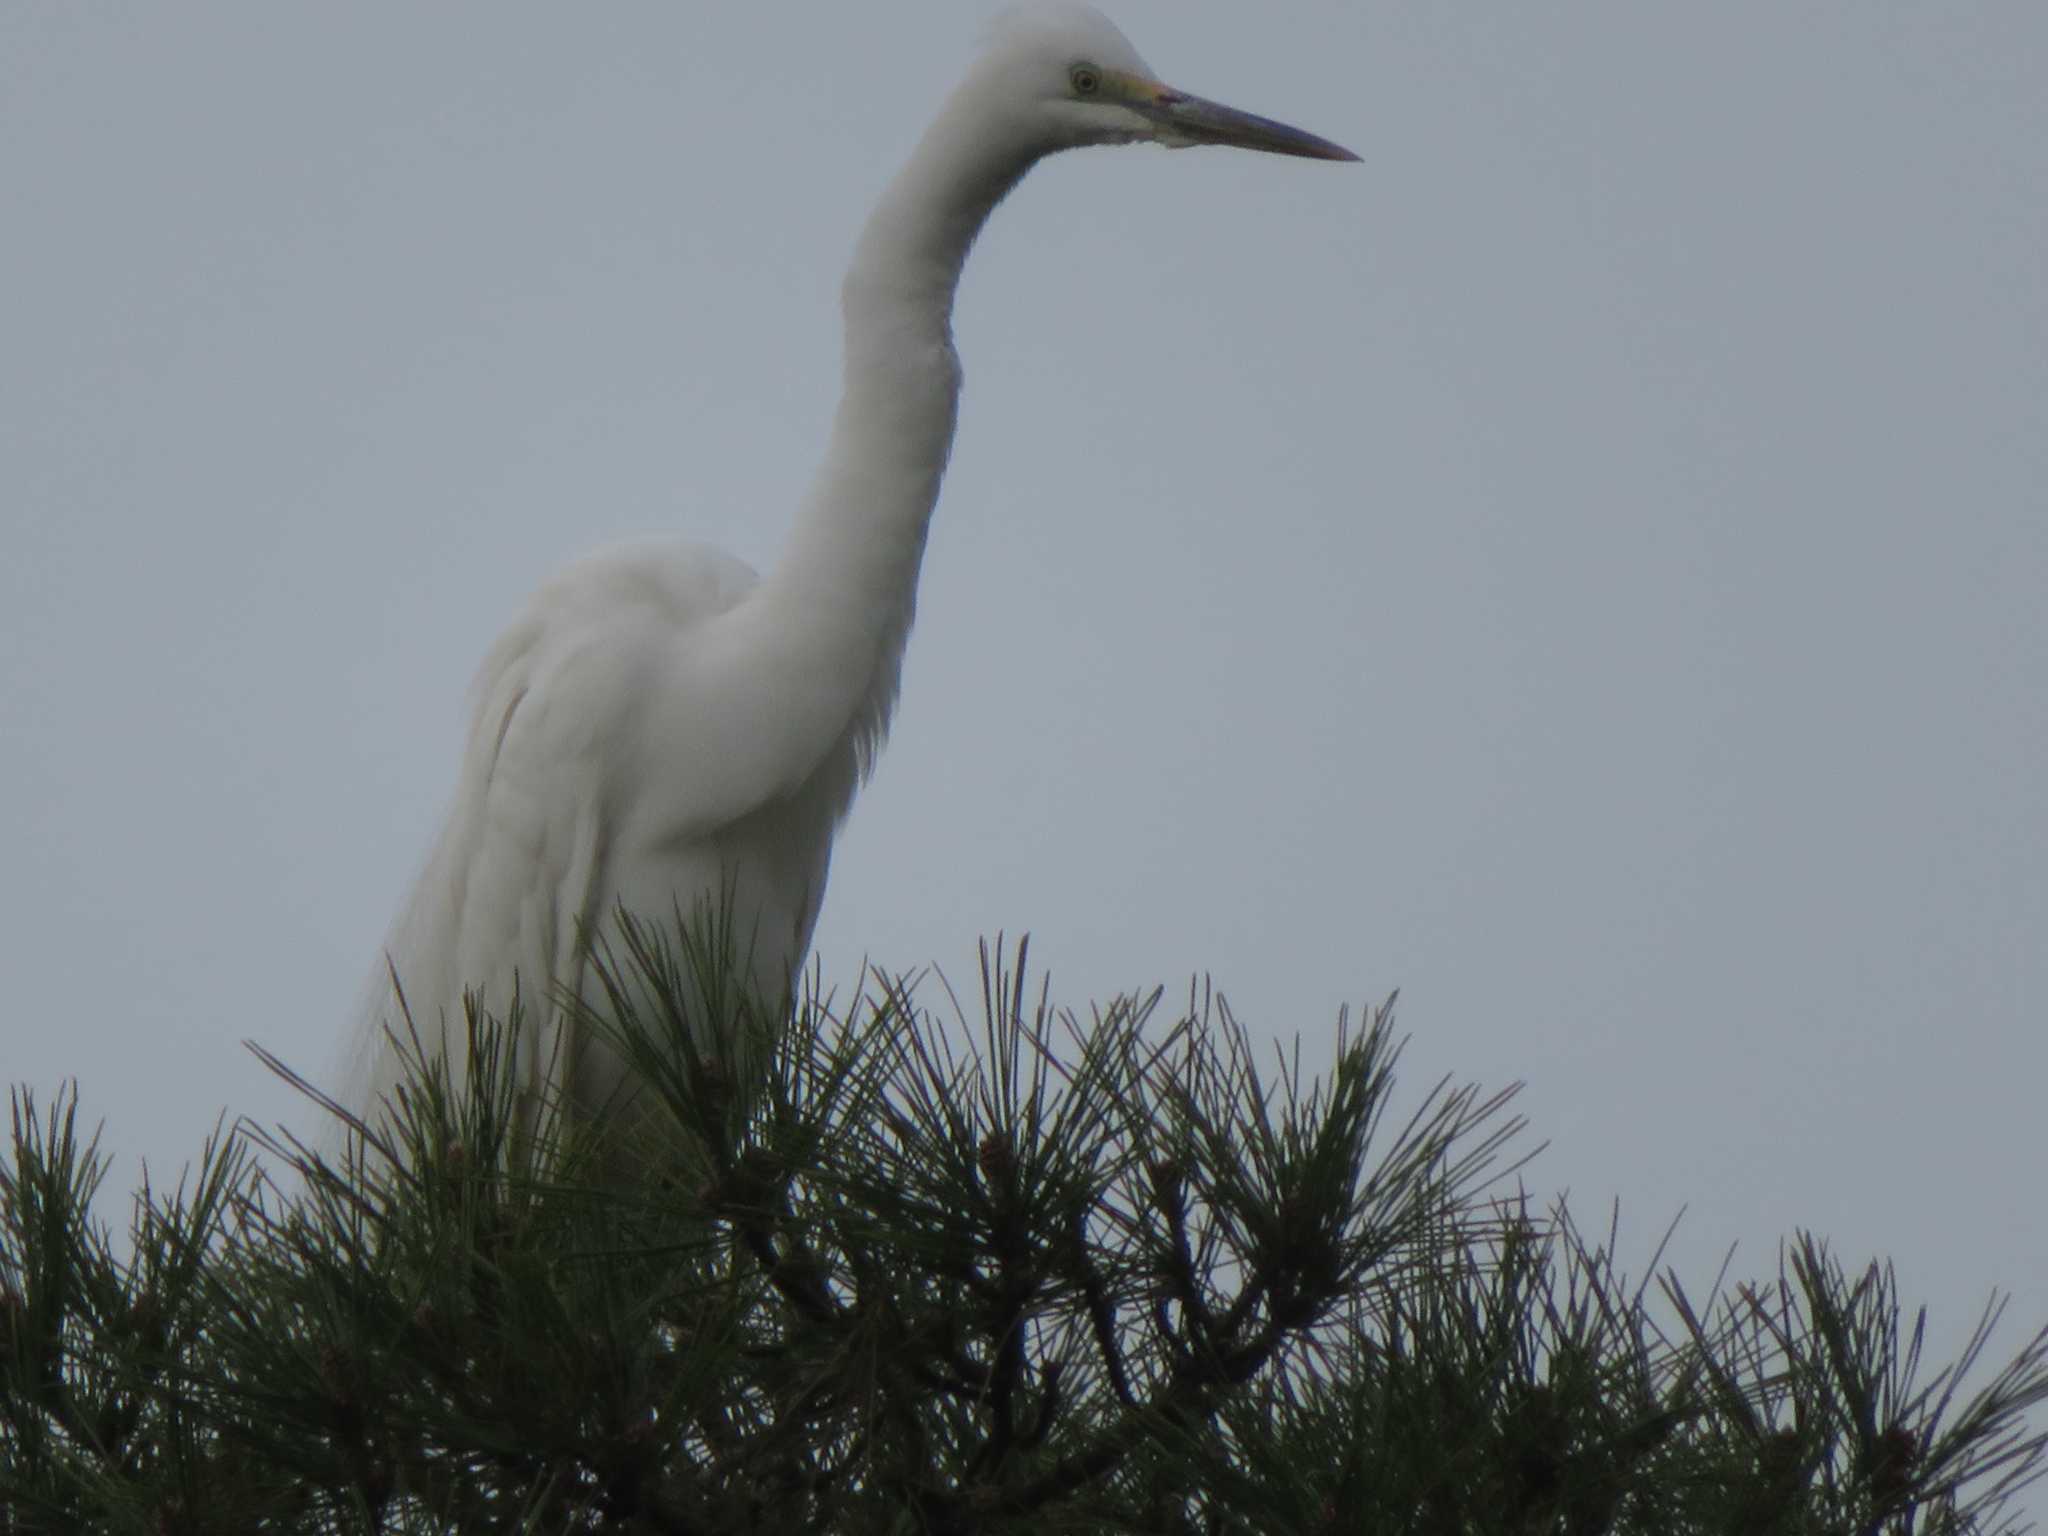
[{"x1": 5, "y1": 0, "x2": 2044, "y2": 1468}]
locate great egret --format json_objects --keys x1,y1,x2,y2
[{"x1": 350, "y1": 4, "x2": 1355, "y2": 1136}]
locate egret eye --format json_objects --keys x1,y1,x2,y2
[{"x1": 1070, "y1": 64, "x2": 1102, "y2": 96}]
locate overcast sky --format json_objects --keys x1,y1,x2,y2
[{"x1": 5, "y1": 0, "x2": 2044, "y2": 1478}]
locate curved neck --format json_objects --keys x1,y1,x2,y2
[{"x1": 748, "y1": 87, "x2": 1040, "y2": 778}]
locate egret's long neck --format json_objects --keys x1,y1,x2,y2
[{"x1": 757, "y1": 88, "x2": 1039, "y2": 778}]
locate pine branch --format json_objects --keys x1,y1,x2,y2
[{"x1": 3, "y1": 920, "x2": 2043, "y2": 1534}]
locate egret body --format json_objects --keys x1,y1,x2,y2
[{"x1": 352, "y1": 5, "x2": 1355, "y2": 1133}]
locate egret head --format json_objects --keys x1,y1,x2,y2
[{"x1": 975, "y1": 3, "x2": 1358, "y2": 162}]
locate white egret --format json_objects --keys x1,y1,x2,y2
[{"x1": 350, "y1": 4, "x2": 1356, "y2": 1135}]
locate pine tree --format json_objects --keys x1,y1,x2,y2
[{"x1": 4, "y1": 921, "x2": 2045, "y2": 1533}]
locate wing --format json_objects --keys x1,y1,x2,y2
[{"x1": 346, "y1": 538, "x2": 762, "y2": 1126}]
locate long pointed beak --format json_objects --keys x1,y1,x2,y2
[{"x1": 1125, "y1": 77, "x2": 1359, "y2": 162}]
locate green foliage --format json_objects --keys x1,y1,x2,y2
[{"x1": 3, "y1": 922, "x2": 2045, "y2": 1533}]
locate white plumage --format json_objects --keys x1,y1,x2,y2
[{"x1": 349, "y1": 6, "x2": 1356, "y2": 1135}]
